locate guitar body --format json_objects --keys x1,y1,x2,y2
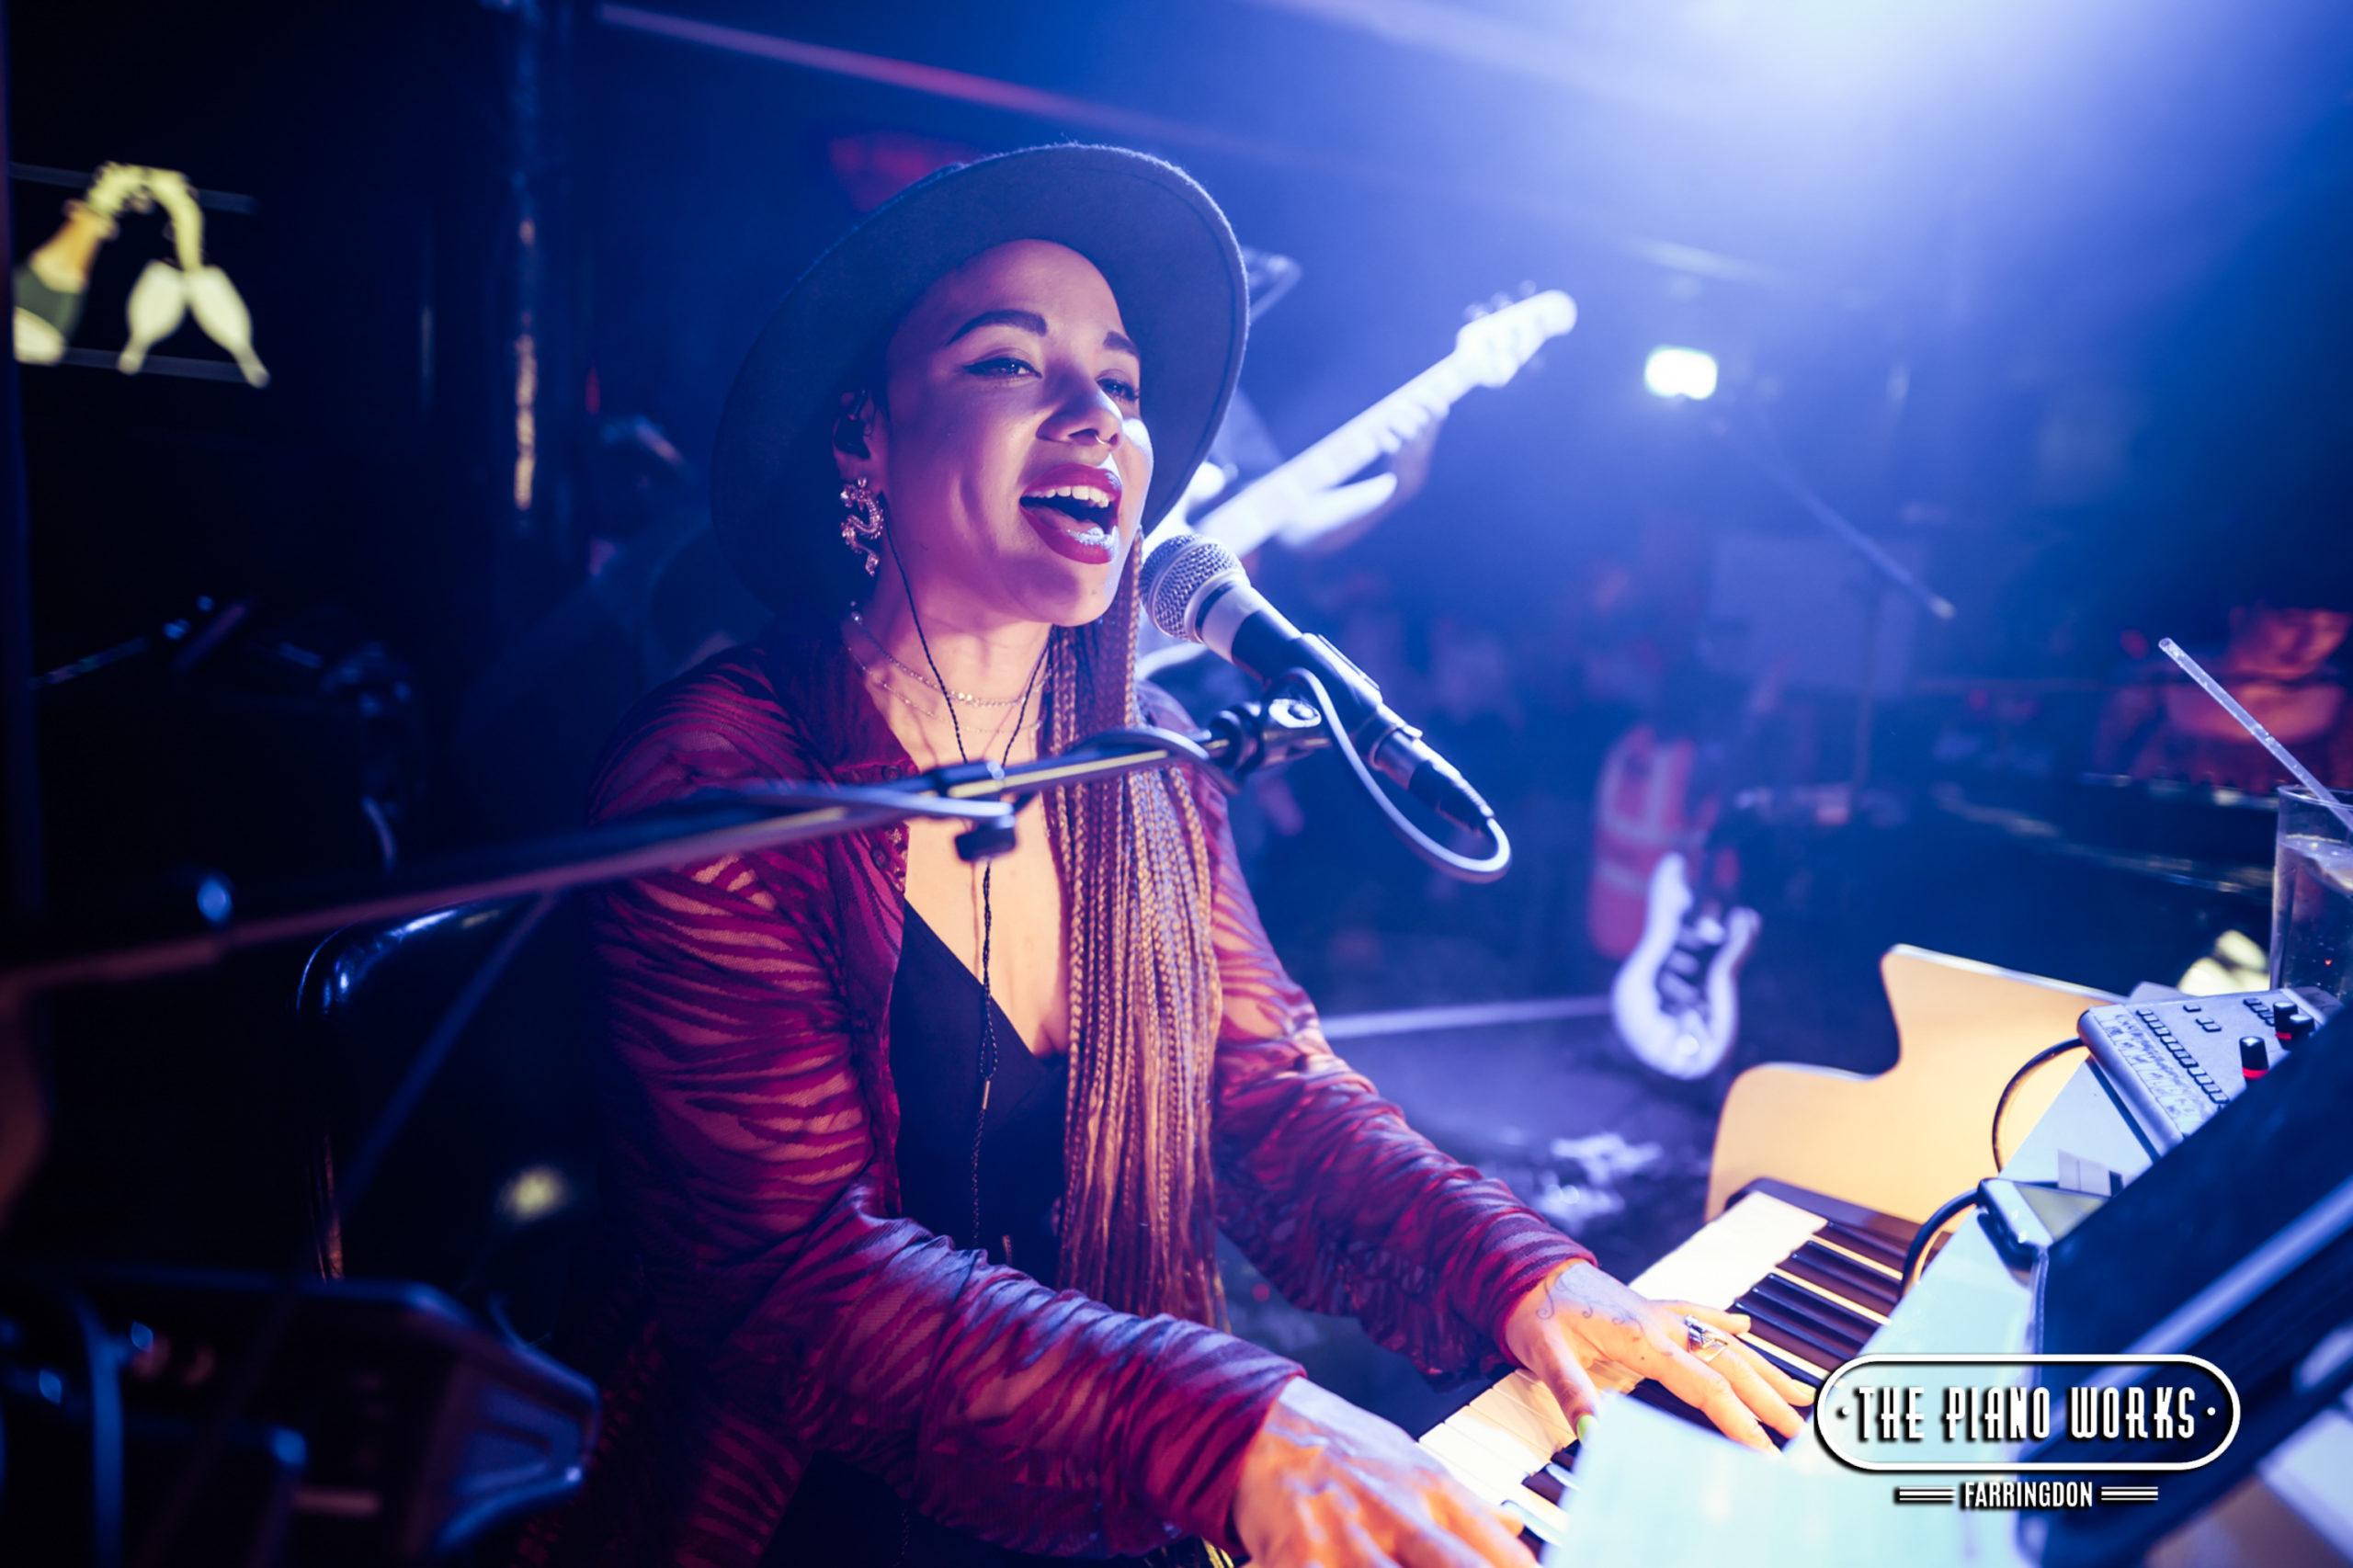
[
  {"x1": 1706, "y1": 946, "x2": 2115, "y2": 1222},
  {"x1": 1610, "y1": 851, "x2": 1761, "y2": 1082}
]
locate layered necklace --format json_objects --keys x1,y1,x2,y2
[
  {"x1": 844, "y1": 631, "x2": 1031, "y2": 763},
  {"x1": 851, "y1": 585, "x2": 1050, "y2": 1251},
  {"x1": 849, "y1": 606, "x2": 1031, "y2": 709}
]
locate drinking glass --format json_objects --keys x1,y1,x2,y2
[{"x1": 2271, "y1": 787, "x2": 2353, "y2": 1006}]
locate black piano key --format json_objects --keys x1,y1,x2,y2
[
  {"x1": 1630, "y1": 1376, "x2": 1716, "y2": 1432},
  {"x1": 1748, "y1": 1272, "x2": 1870, "y2": 1333},
  {"x1": 1732, "y1": 1301, "x2": 1848, "y2": 1369},
  {"x1": 1783, "y1": 1242, "x2": 1901, "y2": 1313},
  {"x1": 1808, "y1": 1236, "x2": 1905, "y2": 1298},
  {"x1": 1524, "y1": 1463, "x2": 1571, "y2": 1505},
  {"x1": 1772, "y1": 1256, "x2": 1892, "y2": 1323},
  {"x1": 1751, "y1": 1275, "x2": 1879, "y2": 1349},
  {"x1": 1733, "y1": 1293, "x2": 1856, "y2": 1368},
  {"x1": 1629, "y1": 1379, "x2": 1790, "y2": 1449},
  {"x1": 1745, "y1": 1285, "x2": 1873, "y2": 1365},
  {"x1": 1742, "y1": 1335, "x2": 1825, "y2": 1391},
  {"x1": 1821, "y1": 1220, "x2": 1907, "y2": 1275},
  {"x1": 1501, "y1": 1498, "x2": 1561, "y2": 1556}
]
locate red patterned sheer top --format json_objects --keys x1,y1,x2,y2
[{"x1": 537, "y1": 619, "x2": 1590, "y2": 1566}]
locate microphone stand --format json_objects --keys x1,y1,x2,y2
[
  {"x1": 2, "y1": 695, "x2": 1342, "y2": 1563},
  {"x1": 0, "y1": 699, "x2": 1330, "y2": 1011},
  {"x1": 1704, "y1": 410, "x2": 1958, "y2": 791}
]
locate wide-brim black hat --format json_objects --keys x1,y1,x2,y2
[{"x1": 711, "y1": 144, "x2": 1247, "y2": 619}]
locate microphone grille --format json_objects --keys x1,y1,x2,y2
[{"x1": 1140, "y1": 532, "x2": 1244, "y2": 642}]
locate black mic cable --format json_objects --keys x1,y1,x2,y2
[{"x1": 1140, "y1": 531, "x2": 1508, "y2": 881}]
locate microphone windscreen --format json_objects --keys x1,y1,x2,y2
[{"x1": 1139, "y1": 533, "x2": 1244, "y2": 642}]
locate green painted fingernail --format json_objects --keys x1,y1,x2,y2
[{"x1": 1576, "y1": 1414, "x2": 1597, "y2": 1444}]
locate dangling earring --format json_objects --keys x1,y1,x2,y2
[{"x1": 839, "y1": 476, "x2": 885, "y2": 576}]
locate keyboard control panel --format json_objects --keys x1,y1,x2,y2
[{"x1": 2079, "y1": 988, "x2": 2335, "y2": 1152}]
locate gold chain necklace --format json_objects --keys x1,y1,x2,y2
[
  {"x1": 845, "y1": 638, "x2": 1029, "y2": 765},
  {"x1": 849, "y1": 607, "x2": 1031, "y2": 708}
]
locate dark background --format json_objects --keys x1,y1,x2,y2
[{"x1": 6, "y1": 0, "x2": 2352, "y2": 1458}]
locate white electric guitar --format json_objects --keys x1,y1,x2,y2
[
  {"x1": 1610, "y1": 850, "x2": 1762, "y2": 1082},
  {"x1": 1174, "y1": 289, "x2": 1576, "y2": 559},
  {"x1": 1608, "y1": 669, "x2": 1793, "y2": 1083}
]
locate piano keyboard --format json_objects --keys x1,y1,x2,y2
[{"x1": 1418, "y1": 1180, "x2": 1914, "y2": 1554}]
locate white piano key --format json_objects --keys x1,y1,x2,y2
[
  {"x1": 1466, "y1": 1369, "x2": 1576, "y2": 1459},
  {"x1": 1447, "y1": 1405, "x2": 1550, "y2": 1479},
  {"x1": 1431, "y1": 1418, "x2": 1576, "y2": 1540},
  {"x1": 1510, "y1": 1373, "x2": 1581, "y2": 1455},
  {"x1": 1421, "y1": 1179, "x2": 1914, "y2": 1550},
  {"x1": 1422, "y1": 1420, "x2": 1524, "y2": 1503},
  {"x1": 1625, "y1": 1192, "x2": 1830, "y2": 1308},
  {"x1": 1500, "y1": 1497, "x2": 1569, "y2": 1554}
]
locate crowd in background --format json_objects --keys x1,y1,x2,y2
[{"x1": 1191, "y1": 484, "x2": 2353, "y2": 1040}]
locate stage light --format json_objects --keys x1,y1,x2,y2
[
  {"x1": 1643, "y1": 346, "x2": 1719, "y2": 401},
  {"x1": 498, "y1": 1164, "x2": 574, "y2": 1224}
]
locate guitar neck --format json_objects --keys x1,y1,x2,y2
[{"x1": 1202, "y1": 356, "x2": 1476, "y2": 557}]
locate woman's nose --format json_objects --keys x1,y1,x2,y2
[{"x1": 1042, "y1": 370, "x2": 1121, "y2": 448}]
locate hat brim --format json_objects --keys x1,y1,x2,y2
[{"x1": 711, "y1": 144, "x2": 1247, "y2": 619}]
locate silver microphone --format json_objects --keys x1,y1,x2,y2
[{"x1": 1138, "y1": 533, "x2": 1494, "y2": 830}]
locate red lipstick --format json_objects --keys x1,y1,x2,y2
[{"x1": 1017, "y1": 463, "x2": 1124, "y2": 566}]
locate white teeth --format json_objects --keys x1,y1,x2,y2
[{"x1": 1022, "y1": 483, "x2": 1115, "y2": 506}]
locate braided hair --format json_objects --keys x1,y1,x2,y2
[
  {"x1": 818, "y1": 348, "x2": 1229, "y2": 1326},
  {"x1": 1046, "y1": 551, "x2": 1227, "y2": 1325}
]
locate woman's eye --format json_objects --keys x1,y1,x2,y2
[{"x1": 966, "y1": 357, "x2": 1137, "y2": 404}]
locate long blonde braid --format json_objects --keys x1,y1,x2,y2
[{"x1": 1048, "y1": 551, "x2": 1226, "y2": 1324}]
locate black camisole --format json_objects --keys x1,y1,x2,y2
[
  {"x1": 762, "y1": 902, "x2": 1077, "y2": 1566},
  {"x1": 888, "y1": 902, "x2": 1069, "y2": 1273}
]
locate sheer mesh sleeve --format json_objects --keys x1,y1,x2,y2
[
  {"x1": 581, "y1": 671, "x2": 1301, "y2": 1562},
  {"x1": 1140, "y1": 686, "x2": 1594, "y2": 1379}
]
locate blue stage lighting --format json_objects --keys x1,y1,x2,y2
[{"x1": 1644, "y1": 347, "x2": 1719, "y2": 401}]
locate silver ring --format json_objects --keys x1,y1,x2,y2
[{"x1": 1683, "y1": 1314, "x2": 1734, "y2": 1364}]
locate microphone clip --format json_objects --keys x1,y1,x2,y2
[
  {"x1": 1202, "y1": 693, "x2": 1328, "y2": 789},
  {"x1": 921, "y1": 758, "x2": 1023, "y2": 863}
]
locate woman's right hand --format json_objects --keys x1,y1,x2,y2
[{"x1": 1233, "y1": 1379, "x2": 1530, "y2": 1568}]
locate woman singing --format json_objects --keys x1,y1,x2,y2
[{"x1": 540, "y1": 146, "x2": 1807, "y2": 1568}]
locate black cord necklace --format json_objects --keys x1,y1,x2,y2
[{"x1": 881, "y1": 546, "x2": 1049, "y2": 1253}]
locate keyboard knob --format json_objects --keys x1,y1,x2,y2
[{"x1": 2241, "y1": 1037, "x2": 2271, "y2": 1080}]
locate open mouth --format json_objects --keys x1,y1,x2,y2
[
  {"x1": 1018, "y1": 474, "x2": 1121, "y2": 562},
  {"x1": 1020, "y1": 485, "x2": 1118, "y2": 540}
]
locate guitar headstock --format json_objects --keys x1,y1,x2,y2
[{"x1": 1453, "y1": 288, "x2": 1577, "y2": 387}]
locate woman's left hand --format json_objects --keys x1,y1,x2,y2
[{"x1": 1500, "y1": 1260, "x2": 1814, "y2": 1452}]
